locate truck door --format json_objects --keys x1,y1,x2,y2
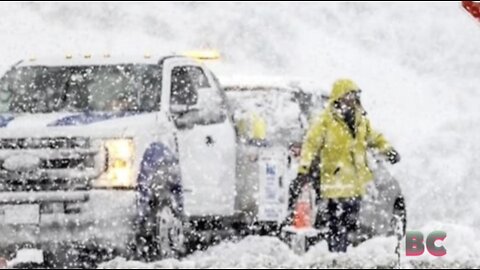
[{"x1": 164, "y1": 60, "x2": 236, "y2": 217}]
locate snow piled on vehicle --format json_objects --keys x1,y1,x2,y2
[
  {"x1": 0, "y1": 2, "x2": 479, "y2": 268},
  {"x1": 227, "y1": 89, "x2": 305, "y2": 144}
]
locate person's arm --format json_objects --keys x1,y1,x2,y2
[
  {"x1": 366, "y1": 119, "x2": 400, "y2": 164},
  {"x1": 298, "y1": 117, "x2": 326, "y2": 175},
  {"x1": 366, "y1": 119, "x2": 390, "y2": 152}
]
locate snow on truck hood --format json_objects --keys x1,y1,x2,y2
[{"x1": 0, "y1": 111, "x2": 164, "y2": 139}]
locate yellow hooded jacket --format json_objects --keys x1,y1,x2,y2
[{"x1": 298, "y1": 79, "x2": 392, "y2": 199}]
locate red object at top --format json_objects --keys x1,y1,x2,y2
[
  {"x1": 463, "y1": 1, "x2": 480, "y2": 21},
  {"x1": 0, "y1": 257, "x2": 7, "y2": 269}
]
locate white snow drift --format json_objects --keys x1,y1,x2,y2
[{"x1": 0, "y1": 2, "x2": 479, "y2": 267}]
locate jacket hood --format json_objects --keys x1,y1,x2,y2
[{"x1": 328, "y1": 79, "x2": 360, "y2": 104}]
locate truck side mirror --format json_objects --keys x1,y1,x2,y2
[
  {"x1": 172, "y1": 87, "x2": 220, "y2": 114},
  {"x1": 170, "y1": 104, "x2": 193, "y2": 115},
  {"x1": 196, "y1": 87, "x2": 222, "y2": 109},
  {"x1": 171, "y1": 107, "x2": 200, "y2": 130},
  {"x1": 170, "y1": 87, "x2": 225, "y2": 129},
  {"x1": 170, "y1": 86, "x2": 199, "y2": 108},
  {"x1": 169, "y1": 85, "x2": 199, "y2": 127}
]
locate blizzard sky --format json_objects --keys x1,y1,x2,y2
[{"x1": 1, "y1": 2, "x2": 480, "y2": 263}]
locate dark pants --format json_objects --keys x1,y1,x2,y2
[{"x1": 325, "y1": 197, "x2": 361, "y2": 252}]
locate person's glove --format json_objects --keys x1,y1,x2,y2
[
  {"x1": 287, "y1": 173, "x2": 310, "y2": 211},
  {"x1": 386, "y1": 148, "x2": 401, "y2": 164},
  {"x1": 297, "y1": 172, "x2": 311, "y2": 186}
]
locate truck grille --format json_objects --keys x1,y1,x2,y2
[
  {"x1": 0, "y1": 137, "x2": 90, "y2": 150},
  {"x1": 0, "y1": 137, "x2": 102, "y2": 192},
  {"x1": 0, "y1": 178, "x2": 89, "y2": 192},
  {"x1": 0, "y1": 155, "x2": 96, "y2": 170},
  {"x1": 40, "y1": 155, "x2": 96, "y2": 170}
]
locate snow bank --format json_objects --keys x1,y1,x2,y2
[
  {"x1": 7, "y1": 248, "x2": 44, "y2": 268},
  {"x1": 0, "y1": 2, "x2": 479, "y2": 267},
  {"x1": 99, "y1": 234, "x2": 480, "y2": 268}
]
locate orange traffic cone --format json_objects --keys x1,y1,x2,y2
[
  {"x1": 293, "y1": 186, "x2": 313, "y2": 229},
  {"x1": 283, "y1": 185, "x2": 318, "y2": 254}
]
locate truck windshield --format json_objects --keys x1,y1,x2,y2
[{"x1": 0, "y1": 64, "x2": 162, "y2": 113}]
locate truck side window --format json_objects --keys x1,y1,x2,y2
[
  {"x1": 170, "y1": 66, "x2": 210, "y2": 106},
  {"x1": 193, "y1": 71, "x2": 227, "y2": 125},
  {"x1": 210, "y1": 72, "x2": 231, "y2": 119},
  {"x1": 170, "y1": 66, "x2": 227, "y2": 128}
]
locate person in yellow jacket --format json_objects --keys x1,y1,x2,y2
[{"x1": 288, "y1": 79, "x2": 400, "y2": 252}]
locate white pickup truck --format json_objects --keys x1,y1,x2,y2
[{"x1": 0, "y1": 53, "x2": 288, "y2": 267}]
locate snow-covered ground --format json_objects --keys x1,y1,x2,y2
[
  {"x1": 0, "y1": 2, "x2": 479, "y2": 268},
  {"x1": 99, "y1": 233, "x2": 479, "y2": 269}
]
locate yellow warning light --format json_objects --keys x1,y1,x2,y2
[
  {"x1": 84, "y1": 54, "x2": 92, "y2": 59},
  {"x1": 183, "y1": 50, "x2": 221, "y2": 61},
  {"x1": 251, "y1": 113, "x2": 267, "y2": 140},
  {"x1": 65, "y1": 54, "x2": 73, "y2": 59}
]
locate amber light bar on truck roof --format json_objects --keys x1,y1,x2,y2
[
  {"x1": 24, "y1": 50, "x2": 222, "y2": 64},
  {"x1": 182, "y1": 50, "x2": 221, "y2": 61}
]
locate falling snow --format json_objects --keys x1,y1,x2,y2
[{"x1": 0, "y1": 2, "x2": 479, "y2": 269}]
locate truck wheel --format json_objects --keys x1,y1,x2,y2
[
  {"x1": 154, "y1": 203, "x2": 186, "y2": 259},
  {"x1": 391, "y1": 196, "x2": 406, "y2": 238},
  {"x1": 136, "y1": 197, "x2": 186, "y2": 261},
  {"x1": 391, "y1": 196, "x2": 406, "y2": 265}
]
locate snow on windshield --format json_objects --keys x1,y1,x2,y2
[{"x1": 0, "y1": 64, "x2": 161, "y2": 113}]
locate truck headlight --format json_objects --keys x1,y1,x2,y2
[{"x1": 94, "y1": 139, "x2": 135, "y2": 188}]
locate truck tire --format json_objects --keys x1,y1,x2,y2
[
  {"x1": 391, "y1": 196, "x2": 407, "y2": 238},
  {"x1": 136, "y1": 198, "x2": 185, "y2": 261},
  {"x1": 152, "y1": 201, "x2": 186, "y2": 259},
  {"x1": 135, "y1": 164, "x2": 186, "y2": 261}
]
